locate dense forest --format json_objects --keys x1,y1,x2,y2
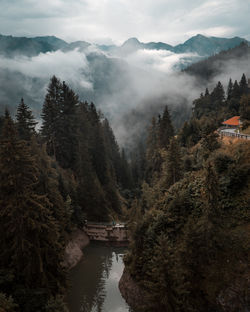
[
  {"x1": 123, "y1": 73, "x2": 250, "y2": 311},
  {"x1": 0, "y1": 76, "x2": 133, "y2": 311},
  {"x1": 0, "y1": 63, "x2": 250, "y2": 311}
]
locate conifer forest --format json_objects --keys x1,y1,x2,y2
[{"x1": 0, "y1": 2, "x2": 250, "y2": 311}]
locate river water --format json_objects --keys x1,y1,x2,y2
[{"x1": 67, "y1": 243, "x2": 131, "y2": 312}]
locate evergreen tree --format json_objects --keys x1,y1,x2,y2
[
  {"x1": 119, "y1": 148, "x2": 133, "y2": 189},
  {"x1": 239, "y1": 73, "x2": 248, "y2": 95},
  {"x1": 0, "y1": 114, "x2": 66, "y2": 309},
  {"x1": 163, "y1": 137, "x2": 183, "y2": 188},
  {"x1": 204, "y1": 162, "x2": 220, "y2": 217},
  {"x1": 211, "y1": 81, "x2": 225, "y2": 105},
  {"x1": 232, "y1": 80, "x2": 241, "y2": 99},
  {"x1": 88, "y1": 102, "x2": 108, "y2": 185},
  {"x1": 0, "y1": 293, "x2": 18, "y2": 311},
  {"x1": 55, "y1": 81, "x2": 79, "y2": 169},
  {"x1": 16, "y1": 98, "x2": 37, "y2": 140},
  {"x1": 227, "y1": 78, "x2": 233, "y2": 100},
  {"x1": 239, "y1": 94, "x2": 250, "y2": 120},
  {"x1": 158, "y1": 106, "x2": 174, "y2": 148},
  {"x1": 41, "y1": 76, "x2": 62, "y2": 156},
  {"x1": 145, "y1": 117, "x2": 162, "y2": 181}
]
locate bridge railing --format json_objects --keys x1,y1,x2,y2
[
  {"x1": 84, "y1": 221, "x2": 126, "y2": 226},
  {"x1": 218, "y1": 129, "x2": 250, "y2": 140}
]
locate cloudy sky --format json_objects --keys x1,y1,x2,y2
[{"x1": 0, "y1": 0, "x2": 249, "y2": 44}]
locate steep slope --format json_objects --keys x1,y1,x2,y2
[
  {"x1": 184, "y1": 42, "x2": 250, "y2": 81},
  {"x1": 174, "y1": 34, "x2": 248, "y2": 55}
]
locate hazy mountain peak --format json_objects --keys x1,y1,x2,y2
[{"x1": 122, "y1": 37, "x2": 141, "y2": 47}]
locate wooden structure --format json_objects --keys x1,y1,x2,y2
[{"x1": 83, "y1": 223, "x2": 129, "y2": 244}]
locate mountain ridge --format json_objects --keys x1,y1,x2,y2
[{"x1": 0, "y1": 33, "x2": 248, "y2": 58}]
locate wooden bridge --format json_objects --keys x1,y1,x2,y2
[{"x1": 83, "y1": 222, "x2": 129, "y2": 244}]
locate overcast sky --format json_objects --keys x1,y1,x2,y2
[{"x1": 0, "y1": 0, "x2": 249, "y2": 45}]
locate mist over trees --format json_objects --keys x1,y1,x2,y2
[
  {"x1": 0, "y1": 33, "x2": 250, "y2": 312},
  {"x1": 0, "y1": 76, "x2": 133, "y2": 311},
  {"x1": 123, "y1": 72, "x2": 250, "y2": 312}
]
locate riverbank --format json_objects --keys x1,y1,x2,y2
[
  {"x1": 119, "y1": 269, "x2": 147, "y2": 312},
  {"x1": 63, "y1": 229, "x2": 90, "y2": 269},
  {"x1": 67, "y1": 244, "x2": 130, "y2": 312}
]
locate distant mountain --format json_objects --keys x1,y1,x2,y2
[
  {"x1": 0, "y1": 34, "x2": 90, "y2": 57},
  {"x1": 184, "y1": 42, "x2": 250, "y2": 81},
  {"x1": 174, "y1": 34, "x2": 248, "y2": 55},
  {"x1": 0, "y1": 33, "x2": 248, "y2": 59},
  {"x1": 99, "y1": 34, "x2": 249, "y2": 58}
]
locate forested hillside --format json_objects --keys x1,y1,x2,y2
[
  {"x1": 0, "y1": 76, "x2": 133, "y2": 311},
  {"x1": 0, "y1": 60, "x2": 250, "y2": 312},
  {"x1": 122, "y1": 73, "x2": 250, "y2": 311}
]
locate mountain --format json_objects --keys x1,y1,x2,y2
[
  {"x1": 115, "y1": 34, "x2": 248, "y2": 56},
  {"x1": 0, "y1": 34, "x2": 90, "y2": 57},
  {"x1": 184, "y1": 41, "x2": 250, "y2": 80},
  {"x1": 0, "y1": 33, "x2": 248, "y2": 59},
  {"x1": 174, "y1": 34, "x2": 248, "y2": 55}
]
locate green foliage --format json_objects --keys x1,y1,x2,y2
[
  {"x1": 158, "y1": 105, "x2": 174, "y2": 148},
  {"x1": 0, "y1": 293, "x2": 18, "y2": 311},
  {"x1": 163, "y1": 138, "x2": 183, "y2": 188},
  {"x1": 41, "y1": 76, "x2": 128, "y2": 221},
  {"x1": 15, "y1": 98, "x2": 37, "y2": 140},
  {"x1": 45, "y1": 296, "x2": 69, "y2": 312},
  {"x1": 240, "y1": 94, "x2": 250, "y2": 120},
  {"x1": 126, "y1": 101, "x2": 250, "y2": 311},
  {"x1": 0, "y1": 112, "x2": 66, "y2": 311}
]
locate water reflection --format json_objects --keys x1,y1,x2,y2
[{"x1": 67, "y1": 243, "x2": 131, "y2": 312}]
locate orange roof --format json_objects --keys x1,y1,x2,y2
[{"x1": 222, "y1": 116, "x2": 240, "y2": 126}]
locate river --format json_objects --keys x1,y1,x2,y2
[{"x1": 67, "y1": 243, "x2": 131, "y2": 312}]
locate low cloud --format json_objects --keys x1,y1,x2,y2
[
  {"x1": 0, "y1": 49, "x2": 93, "y2": 90},
  {"x1": 0, "y1": 44, "x2": 249, "y2": 149},
  {"x1": 125, "y1": 49, "x2": 199, "y2": 73}
]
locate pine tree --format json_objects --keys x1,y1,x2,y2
[
  {"x1": 145, "y1": 117, "x2": 159, "y2": 180},
  {"x1": 204, "y1": 162, "x2": 220, "y2": 218},
  {"x1": 227, "y1": 78, "x2": 233, "y2": 100},
  {"x1": 211, "y1": 81, "x2": 225, "y2": 105},
  {"x1": 163, "y1": 137, "x2": 183, "y2": 188},
  {"x1": 158, "y1": 106, "x2": 174, "y2": 148},
  {"x1": 88, "y1": 102, "x2": 108, "y2": 185},
  {"x1": 56, "y1": 81, "x2": 79, "y2": 169},
  {"x1": 0, "y1": 114, "x2": 66, "y2": 305},
  {"x1": 119, "y1": 148, "x2": 133, "y2": 189},
  {"x1": 102, "y1": 118, "x2": 120, "y2": 182},
  {"x1": 16, "y1": 98, "x2": 37, "y2": 140},
  {"x1": 232, "y1": 80, "x2": 241, "y2": 99},
  {"x1": 31, "y1": 138, "x2": 72, "y2": 237},
  {"x1": 239, "y1": 94, "x2": 250, "y2": 120},
  {"x1": 41, "y1": 76, "x2": 62, "y2": 156},
  {"x1": 239, "y1": 73, "x2": 248, "y2": 95}
]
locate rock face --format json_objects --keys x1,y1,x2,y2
[
  {"x1": 63, "y1": 229, "x2": 90, "y2": 269},
  {"x1": 119, "y1": 269, "x2": 148, "y2": 311},
  {"x1": 119, "y1": 268, "x2": 250, "y2": 312}
]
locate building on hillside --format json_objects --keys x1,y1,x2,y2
[
  {"x1": 222, "y1": 116, "x2": 241, "y2": 129},
  {"x1": 219, "y1": 116, "x2": 250, "y2": 140}
]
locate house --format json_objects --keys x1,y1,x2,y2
[
  {"x1": 219, "y1": 116, "x2": 250, "y2": 140},
  {"x1": 222, "y1": 116, "x2": 241, "y2": 128}
]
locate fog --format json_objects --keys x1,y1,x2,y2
[{"x1": 0, "y1": 44, "x2": 249, "y2": 147}]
